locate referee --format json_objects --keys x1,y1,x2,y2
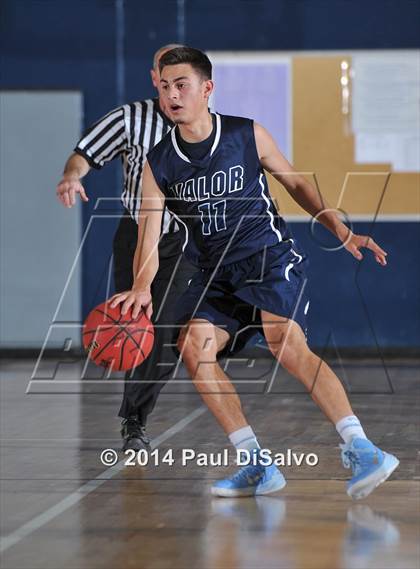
[{"x1": 56, "y1": 44, "x2": 195, "y2": 452}]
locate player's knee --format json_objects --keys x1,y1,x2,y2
[
  {"x1": 279, "y1": 344, "x2": 302, "y2": 374},
  {"x1": 266, "y1": 322, "x2": 310, "y2": 374},
  {"x1": 267, "y1": 336, "x2": 306, "y2": 375},
  {"x1": 177, "y1": 321, "x2": 219, "y2": 362}
]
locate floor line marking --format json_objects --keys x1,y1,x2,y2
[{"x1": 0, "y1": 405, "x2": 207, "y2": 554}]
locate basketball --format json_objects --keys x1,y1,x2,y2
[{"x1": 83, "y1": 300, "x2": 154, "y2": 371}]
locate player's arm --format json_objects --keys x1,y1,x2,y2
[
  {"x1": 56, "y1": 153, "x2": 90, "y2": 208},
  {"x1": 110, "y1": 161, "x2": 164, "y2": 318},
  {"x1": 254, "y1": 123, "x2": 387, "y2": 266}
]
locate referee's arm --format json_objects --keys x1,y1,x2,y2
[
  {"x1": 56, "y1": 105, "x2": 126, "y2": 208},
  {"x1": 56, "y1": 153, "x2": 90, "y2": 208}
]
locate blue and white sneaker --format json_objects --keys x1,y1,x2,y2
[
  {"x1": 341, "y1": 438, "x2": 399, "y2": 500},
  {"x1": 211, "y1": 459, "x2": 286, "y2": 498}
]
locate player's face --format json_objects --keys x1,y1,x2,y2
[{"x1": 160, "y1": 64, "x2": 213, "y2": 124}]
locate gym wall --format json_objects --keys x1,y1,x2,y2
[{"x1": 1, "y1": 0, "x2": 418, "y2": 350}]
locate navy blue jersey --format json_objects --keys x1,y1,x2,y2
[{"x1": 147, "y1": 113, "x2": 292, "y2": 268}]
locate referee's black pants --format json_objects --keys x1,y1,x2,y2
[{"x1": 113, "y1": 214, "x2": 195, "y2": 425}]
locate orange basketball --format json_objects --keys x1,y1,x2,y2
[{"x1": 83, "y1": 300, "x2": 154, "y2": 371}]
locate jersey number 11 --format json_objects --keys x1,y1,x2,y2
[{"x1": 197, "y1": 200, "x2": 227, "y2": 235}]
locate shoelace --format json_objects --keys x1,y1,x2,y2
[
  {"x1": 138, "y1": 425, "x2": 149, "y2": 442},
  {"x1": 341, "y1": 447, "x2": 361, "y2": 475},
  {"x1": 231, "y1": 464, "x2": 265, "y2": 484},
  {"x1": 123, "y1": 418, "x2": 148, "y2": 442}
]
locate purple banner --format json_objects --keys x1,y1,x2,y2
[{"x1": 212, "y1": 62, "x2": 291, "y2": 159}]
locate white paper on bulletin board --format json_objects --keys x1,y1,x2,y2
[
  {"x1": 352, "y1": 52, "x2": 420, "y2": 172},
  {"x1": 355, "y1": 132, "x2": 420, "y2": 172},
  {"x1": 207, "y1": 53, "x2": 292, "y2": 161}
]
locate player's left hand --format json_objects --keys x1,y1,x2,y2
[{"x1": 344, "y1": 233, "x2": 387, "y2": 266}]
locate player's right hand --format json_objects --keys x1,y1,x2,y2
[
  {"x1": 56, "y1": 176, "x2": 89, "y2": 208},
  {"x1": 109, "y1": 288, "x2": 153, "y2": 320}
]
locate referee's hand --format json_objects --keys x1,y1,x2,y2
[{"x1": 56, "y1": 175, "x2": 89, "y2": 208}]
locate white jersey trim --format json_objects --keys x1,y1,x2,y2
[
  {"x1": 170, "y1": 113, "x2": 221, "y2": 163},
  {"x1": 165, "y1": 208, "x2": 189, "y2": 252},
  {"x1": 258, "y1": 173, "x2": 282, "y2": 243},
  {"x1": 171, "y1": 128, "x2": 191, "y2": 163},
  {"x1": 210, "y1": 113, "x2": 221, "y2": 156}
]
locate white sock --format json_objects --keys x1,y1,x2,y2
[
  {"x1": 229, "y1": 425, "x2": 260, "y2": 452},
  {"x1": 336, "y1": 415, "x2": 368, "y2": 444}
]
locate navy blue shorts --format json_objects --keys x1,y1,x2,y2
[{"x1": 174, "y1": 242, "x2": 310, "y2": 357}]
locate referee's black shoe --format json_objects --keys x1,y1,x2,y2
[{"x1": 121, "y1": 416, "x2": 151, "y2": 452}]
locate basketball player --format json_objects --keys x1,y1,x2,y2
[
  {"x1": 111, "y1": 47, "x2": 399, "y2": 498},
  {"x1": 55, "y1": 44, "x2": 195, "y2": 452}
]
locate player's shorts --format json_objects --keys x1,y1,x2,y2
[{"x1": 174, "y1": 241, "x2": 310, "y2": 357}]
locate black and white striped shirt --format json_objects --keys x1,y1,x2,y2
[{"x1": 74, "y1": 98, "x2": 177, "y2": 233}]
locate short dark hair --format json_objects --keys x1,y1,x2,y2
[{"x1": 159, "y1": 47, "x2": 212, "y2": 80}]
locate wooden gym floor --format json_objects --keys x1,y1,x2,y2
[{"x1": 0, "y1": 357, "x2": 419, "y2": 569}]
